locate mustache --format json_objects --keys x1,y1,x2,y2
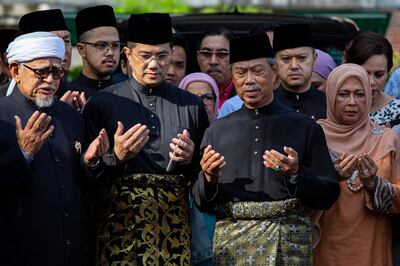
[{"x1": 102, "y1": 57, "x2": 116, "y2": 64}]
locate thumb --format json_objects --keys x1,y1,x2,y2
[
  {"x1": 284, "y1": 146, "x2": 297, "y2": 158},
  {"x1": 182, "y1": 129, "x2": 190, "y2": 138},
  {"x1": 15, "y1": 115, "x2": 22, "y2": 135},
  {"x1": 115, "y1": 121, "x2": 124, "y2": 137}
]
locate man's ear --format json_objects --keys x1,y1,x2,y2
[
  {"x1": 271, "y1": 63, "x2": 278, "y2": 83},
  {"x1": 9, "y1": 62, "x2": 20, "y2": 83},
  {"x1": 76, "y1": 43, "x2": 86, "y2": 58}
]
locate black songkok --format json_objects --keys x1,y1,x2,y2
[
  {"x1": 273, "y1": 24, "x2": 313, "y2": 53},
  {"x1": 75, "y1": 5, "x2": 117, "y2": 38},
  {"x1": 0, "y1": 29, "x2": 18, "y2": 54},
  {"x1": 127, "y1": 13, "x2": 172, "y2": 44},
  {"x1": 19, "y1": 9, "x2": 68, "y2": 33},
  {"x1": 230, "y1": 33, "x2": 274, "y2": 64}
]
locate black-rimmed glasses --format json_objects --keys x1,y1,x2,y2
[
  {"x1": 131, "y1": 50, "x2": 171, "y2": 66},
  {"x1": 81, "y1": 41, "x2": 122, "y2": 53},
  {"x1": 22, "y1": 64, "x2": 65, "y2": 80}
]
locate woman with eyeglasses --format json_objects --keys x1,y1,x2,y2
[
  {"x1": 179, "y1": 72, "x2": 220, "y2": 123},
  {"x1": 179, "y1": 72, "x2": 219, "y2": 266}
]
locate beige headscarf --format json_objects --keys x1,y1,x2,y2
[{"x1": 317, "y1": 63, "x2": 399, "y2": 164}]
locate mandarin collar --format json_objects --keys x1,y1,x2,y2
[
  {"x1": 77, "y1": 72, "x2": 114, "y2": 90},
  {"x1": 242, "y1": 98, "x2": 284, "y2": 117},
  {"x1": 128, "y1": 77, "x2": 165, "y2": 96},
  {"x1": 277, "y1": 85, "x2": 315, "y2": 100}
]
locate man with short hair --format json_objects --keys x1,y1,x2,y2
[
  {"x1": 82, "y1": 13, "x2": 209, "y2": 264},
  {"x1": 273, "y1": 23, "x2": 327, "y2": 120},
  {"x1": 165, "y1": 33, "x2": 187, "y2": 86},
  {"x1": 197, "y1": 27, "x2": 235, "y2": 108},
  {"x1": 192, "y1": 33, "x2": 339, "y2": 265},
  {"x1": 0, "y1": 31, "x2": 108, "y2": 266},
  {"x1": 70, "y1": 5, "x2": 120, "y2": 98}
]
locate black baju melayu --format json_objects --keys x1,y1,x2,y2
[
  {"x1": 69, "y1": 72, "x2": 116, "y2": 98},
  {"x1": 274, "y1": 85, "x2": 327, "y2": 120},
  {"x1": 0, "y1": 88, "x2": 89, "y2": 266},
  {"x1": 192, "y1": 99, "x2": 339, "y2": 265},
  {"x1": 82, "y1": 77, "x2": 209, "y2": 265}
]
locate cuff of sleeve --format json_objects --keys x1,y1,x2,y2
[{"x1": 19, "y1": 147, "x2": 33, "y2": 164}]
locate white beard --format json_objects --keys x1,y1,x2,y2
[{"x1": 34, "y1": 96, "x2": 54, "y2": 108}]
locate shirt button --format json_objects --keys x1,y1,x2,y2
[
  {"x1": 150, "y1": 114, "x2": 155, "y2": 118},
  {"x1": 255, "y1": 138, "x2": 259, "y2": 142},
  {"x1": 65, "y1": 240, "x2": 70, "y2": 246},
  {"x1": 255, "y1": 125, "x2": 259, "y2": 130},
  {"x1": 296, "y1": 110, "x2": 300, "y2": 113},
  {"x1": 64, "y1": 212, "x2": 69, "y2": 217},
  {"x1": 54, "y1": 156, "x2": 60, "y2": 162},
  {"x1": 150, "y1": 103, "x2": 154, "y2": 107},
  {"x1": 60, "y1": 184, "x2": 66, "y2": 190},
  {"x1": 254, "y1": 151, "x2": 258, "y2": 155},
  {"x1": 152, "y1": 126, "x2": 155, "y2": 129}
]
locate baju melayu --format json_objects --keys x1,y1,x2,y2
[
  {"x1": 192, "y1": 99, "x2": 339, "y2": 265},
  {"x1": 0, "y1": 88, "x2": 90, "y2": 266},
  {"x1": 274, "y1": 85, "x2": 327, "y2": 120},
  {"x1": 82, "y1": 77, "x2": 209, "y2": 265},
  {"x1": 69, "y1": 72, "x2": 116, "y2": 99}
]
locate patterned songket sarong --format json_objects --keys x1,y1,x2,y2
[
  {"x1": 213, "y1": 199, "x2": 312, "y2": 266},
  {"x1": 95, "y1": 173, "x2": 191, "y2": 266}
]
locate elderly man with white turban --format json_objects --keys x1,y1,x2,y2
[{"x1": 0, "y1": 32, "x2": 109, "y2": 265}]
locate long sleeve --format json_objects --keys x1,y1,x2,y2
[{"x1": 295, "y1": 124, "x2": 340, "y2": 210}]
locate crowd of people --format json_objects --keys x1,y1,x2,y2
[{"x1": 0, "y1": 5, "x2": 399, "y2": 266}]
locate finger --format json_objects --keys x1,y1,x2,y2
[
  {"x1": 125, "y1": 126, "x2": 149, "y2": 148},
  {"x1": 265, "y1": 150, "x2": 282, "y2": 165},
  {"x1": 60, "y1": 90, "x2": 72, "y2": 102},
  {"x1": 25, "y1": 111, "x2": 40, "y2": 130},
  {"x1": 114, "y1": 121, "x2": 124, "y2": 137},
  {"x1": 41, "y1": 125, "x2": 54, "y2": 142},
  {"x1": 360, "y1": 155, "x2": 375, "y2": 173},
  {"x1": 38, "y1": 116, "x2": 52, "y2": 133},
  {"x1": 15, "y1": 115, "x2": 22, "y2": 135},
  {"x1": 182, "y1": 129, "x2": 190, "y2": 138},
  {"x1": 209, "y1": 156, "x2": 225, "y2": 170},
  {"x1": 284, "y1": 146, "x2": 298, "y2": 159},
  {"x1": 122, "y1": 124, "x2": 145, "y2": 142},
  {"x1": 339, "y1": 154, "x2": 357, "y2": 169},
  {"x1": 32, "y1": 113, "x2": 49, "y2": 132},
  {"x1": 202, "y1": 149, "x2": 217, "y2": 164}
]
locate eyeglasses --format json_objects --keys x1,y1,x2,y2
[
  {"x1": 131, "y1": 51, "x2": 171, "y2": 66},
  {"x1": 23, "y1": 64, "x2": 65, "y2": 80},
  {"x1": 198, "y1": 93, "x2": 215, "y2": 106},
  {"x1": 81, "y1": 41, "x2": 121, "y2": 53},
  {"x1": 198, "y1": 49, "x2": 230, "y2": 59}
]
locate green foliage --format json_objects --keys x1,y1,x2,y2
[
  {"x1": 67, "y1": 65, "x2": 82, "y2": 82},
  {"x1": 114, "y1": 0, "x2": 190, "y2": 13}
]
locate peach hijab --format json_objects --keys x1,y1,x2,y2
[{"x1": 317, "y1": 63, "x2": 399, "y2": 164}]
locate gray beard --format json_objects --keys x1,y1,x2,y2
[{"x1": 34, "y1": 96, "x2": 54, "y2": 108}]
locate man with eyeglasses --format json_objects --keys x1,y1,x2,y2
[
  {"x1": 82, "y1": 13, "x2": 209, "y2": 265},
  {"x1": 70, "y1": 5, "x2": 120, "y2": 98},
  {"x1": 197, "y1": 27, "x2": 236, "y2": 108},
  {"x1": 0, "y1": 32, "x2": 109, "y2": 266},
  {"x1": 192, "y1": 33, "x2": 339, "y2": 265},
  {"x1": 0, "y1": 9, "x2": 85, "y2": 108},
  {"x1": 273, "y1": 24, "x2": 327, "y2": 120}
]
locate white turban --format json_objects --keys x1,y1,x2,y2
[{"x1": 6, "y1": 31, "x2": 65, "y2": 63}]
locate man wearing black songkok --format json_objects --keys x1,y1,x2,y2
[
  {"x1": 6, "y1": 9, "x2": 82, "y2": 105},
  {"x1": 273, "y1": 24, "x2": 327, "y2": 120},
  {"x1": 192, "y1": 33, "x2": 339, "y2": 265},
  {"x1": 70, "y1": 5, "x2": 120, "y2": 98},
  {"x1": 82, "y1": 13, "x2": 209, "y2": 264}
]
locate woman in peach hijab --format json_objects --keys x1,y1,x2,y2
[{"x1": 314, "y1": 63, "x2": 400, "y2": 266}]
